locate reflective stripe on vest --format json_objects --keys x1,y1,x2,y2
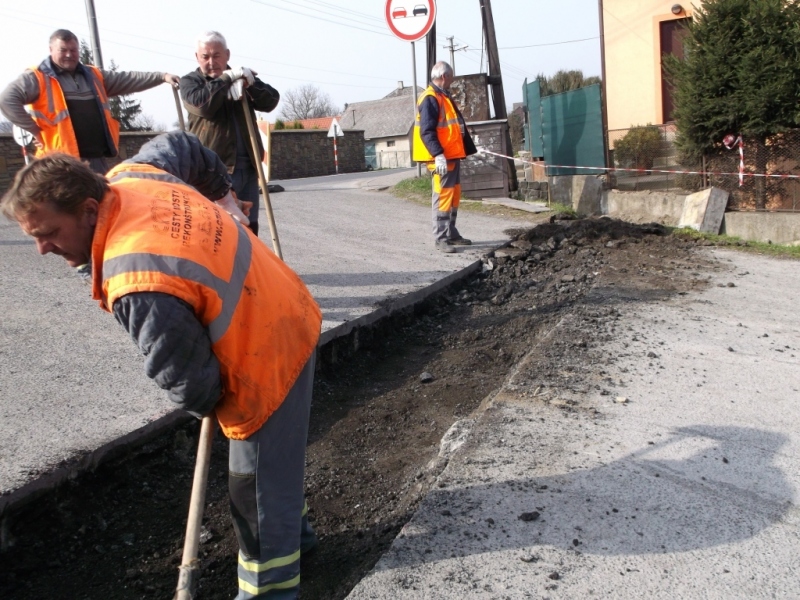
[
  {"x1": 411, "y1": 86, "x2": 467, "y2": 163},
  {"x1": 101, "y1": 224, "x2": 251, "y2": 344}
]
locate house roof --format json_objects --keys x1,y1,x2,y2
[{"x1": 338, "y1": 90, "x2": 422, "y2": 140}]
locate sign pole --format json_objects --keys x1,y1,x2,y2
[
  {"x1": 411, "y1": 40, "x2": 421, "y2": 177},
  {"x1": 333, "y1": 135, "x2": 339, "y2": 174},
  {"x1": 12, "y1": 125, "x2": 34, "y2": 165}
]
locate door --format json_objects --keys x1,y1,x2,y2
[{"x1": 660, "y1": 17, "x2": 691, "y2": 123}]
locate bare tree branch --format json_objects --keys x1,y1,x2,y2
[{"x1": 279, "y1": 84, "x2": 339, "y2": 121}]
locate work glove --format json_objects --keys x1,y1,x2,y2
[
  {"x1": 242, "y1": 67, "x2": 256, "y2": 87},
  {"x1": 434, "y1": 154, "x2": 448, "y2": 176},
  {"x1": 216, "y1": 190, "x2": 250, "y2": 226},
  {"x1": 228, "y1": 78, "x2": 244, "y2": 101},
  {"x1": 222, "y1": 66, "x2": 246, "y2": 81}
]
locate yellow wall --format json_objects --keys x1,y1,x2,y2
[{"x1": 603, "y1": 0, "x2": 696, "y2": 131}]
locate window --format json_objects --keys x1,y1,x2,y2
[{"x1": 387, "y1": 140, "x2": 396, "y2": 147}]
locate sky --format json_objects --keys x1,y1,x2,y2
[{"x1": 0, "y1": 0, "x2": 602, "y2": 129}]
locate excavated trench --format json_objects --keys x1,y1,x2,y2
[{"x1": 0, "y1": 217, "x2": 714, "y2": 599}]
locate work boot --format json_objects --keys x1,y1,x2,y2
[
  {"x1": 448, "y1": 237, "x2": 472, "y2": 246},
  {"x1": 436, "y1": 241, "x2": 456, "y2": 253}
]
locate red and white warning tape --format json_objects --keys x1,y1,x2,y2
[{"x1": 477, "y1": 148, "x2": 800, "y2": 181}]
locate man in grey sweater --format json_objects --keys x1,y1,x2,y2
[{"x1": 0, "y1": 28, "x2": 179, "y2": 173}]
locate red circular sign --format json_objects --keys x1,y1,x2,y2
[{"x1": 385, "y1": 0, "x2": 437, "y2": 42}]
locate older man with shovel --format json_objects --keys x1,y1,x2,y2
[{"x1": 179, "y1": 31, "x2": 280, "y2": 238}]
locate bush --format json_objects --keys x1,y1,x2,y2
[{"x1": 614, "y1": 125, "x2": 662, "y2": 170}]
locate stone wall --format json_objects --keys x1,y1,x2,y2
[
  {"x1": 0, "y1": 132, "x2": 157, "y2": 194},
  {"x1": 270, "y1": 130, "x2": 365, "y2": 180},
  {"x1": 0, "y1": 129, "x2": 367, "y2": 194}
]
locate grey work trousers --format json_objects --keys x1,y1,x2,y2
[{"x1": 230, "y1": 352, "x2": 316, "y2": 599}]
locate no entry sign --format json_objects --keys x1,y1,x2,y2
[{"x1": 385, "y1": 0, "x2": 436, "y2": 42}]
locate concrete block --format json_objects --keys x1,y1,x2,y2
[
  {"x1": 603, "y1": 190, "x2": 687, "y2": 225},
  {"x1": 722, "y1": 211, "x2": 800, "y2": 245},
  {"x1": 679, "y1": 187, "x2": 728, "y2": 233}
]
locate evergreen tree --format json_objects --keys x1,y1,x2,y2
[
  {"x1": 79, "y1": 40, "x2": 148, "y2": 132},
  {"x1": 535, "y1": 70, "x2": 601, "y2": 97},
  {"x1": 664, "y1": 0, "x2": 800, "y2": 207}
]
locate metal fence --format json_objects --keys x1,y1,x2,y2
[
  {"x1": 607, "y1": 125, "x2": 800, "y2": 211},
  {"x1": 607, "y1": 124, "x2": 699, "y2": 192}
]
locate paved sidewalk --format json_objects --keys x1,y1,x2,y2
[
  {"x1": 0, "y1": 169, "x2": 524, "y2": 511},
  {"x1": 346, "y1": 249, "x2": 800, "y2": 599}
]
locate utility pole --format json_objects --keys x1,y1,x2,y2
[
  {"x1": 597, "y1": 0, "x2": 610, "y2": 169},
  {"x1": 443, "y1": 36, "x2": 468, "y2": 75},
  {"x1": 479, "y1": 0, "x2": 517, "y2": 190},
  {"x1": 84, "y1": 0, "x2": 104, "y2": 68}
]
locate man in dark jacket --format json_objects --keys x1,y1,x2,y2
[{"x1": 179, "y1": 31, "x2": 280, "y2": 237}]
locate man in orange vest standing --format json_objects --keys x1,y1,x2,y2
[
  {"x1": 0, "y1": 29, "x2": 180, "y2": 174},
  {"x1": 412, "y1": 61, "x2": 477, "y2": 253},
  {"x1": 1, "y1": 131, "x2": 321, "y2": 599}
]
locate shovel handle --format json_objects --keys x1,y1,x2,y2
[
  {"x1": 174, "y1": 414, "x2": 216, "y2": 600},
  {"x1": 241, "y1": 93, "x2": 282, "y2": 260},
  {"x1": 173, "y1": 86, "x2": 186, "y2": 132}
]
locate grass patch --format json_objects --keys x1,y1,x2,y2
[
  {"x1": 393, "y1": 176, "x2": 431, "y2": 196},
  {"x1": 391, "y1": 176, "x2": 549, "y2": 223},
  {"x1": 672, "y1": 227, "x2": 800, "y2": 259},
  {"x1": 549, "y1": 202, "x2": 578, "y2": 219}
]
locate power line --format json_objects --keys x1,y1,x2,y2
[
  {"x1": 0, "y1": 8, "x2": 399, "y2": 84},
  {"x1": 248, "y1": 0, "x2": 393, "y2": 38},
  {"x1": 499, "y1": 36, "x2": 599, "y2": 50}
]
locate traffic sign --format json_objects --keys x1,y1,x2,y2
[
  {"x1": 12, "y1": 125, "x2": 33, "y2": 147},
  {"x1": 327, "y1": 118, "x2": 343, "y2": 138},
  {"x1": 385, "y1": 0, "x2": 436, "y2": 42}
]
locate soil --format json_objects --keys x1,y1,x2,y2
[{"x1": 0, "y1": 216, "x2": 723, "y2": 599}]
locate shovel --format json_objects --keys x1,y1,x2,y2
[
  {"x1": 173, "y1": 414, "x2": 217, "y2": 600},
  {"x1": 241, "y1": 92, "x2": 283, "y2": 260}
]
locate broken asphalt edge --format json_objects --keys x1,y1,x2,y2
[{"x1": 0, "y1": 259, "x2": 486, "y2": 522}]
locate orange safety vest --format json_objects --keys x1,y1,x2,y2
[
  {"x1": 412, "y1": 85, "x2": 466, "y2": 163},
  {"x1": 29, "y1": 64, "x2": 120, "y2": 159},
  {"x1": 93, "y1": 164, "x2": 322, "y2": 440}
]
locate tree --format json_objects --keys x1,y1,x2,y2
[
  {"x1": 279, "y1": 84, "x2": 339, "y2": 121},
  {"x1": 535, "y1": 70, "x2": 601, "y2": 97},
  {"x1": 664, "y1": 0, "x2": 800, "y2": 208},
  {"x1": 79, "y1": 40, "x2": 154, "y2": 131}
]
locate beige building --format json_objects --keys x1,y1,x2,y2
[{"x1": 603, "y1": 1, "x2": 697, "y2": 131}]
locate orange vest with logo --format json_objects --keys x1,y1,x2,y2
[
  {"x1": 93, "y1": 164, "x2": 322, "y2": 440},
  {"x1": 412, "y1": 86, "x2": 466, "y2": 163},
  {"x1": 29, "y1": 64, "x2": 120, "y2": 159}
]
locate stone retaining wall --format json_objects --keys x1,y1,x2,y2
[
  {"x1": 0, "y1": 129, "x2": 368, "y2": 194},
  {"x1": 270, "y1": 130, "x2": 365, "y2": 180}
]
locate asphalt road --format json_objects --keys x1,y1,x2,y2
[{"x1": 0, "y1": 168, "x2": 523, "y2": 509}]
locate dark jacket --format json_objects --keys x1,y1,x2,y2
[
  {"x1": 125, "y1": 130, "x2": 232, "y2": 200},
  {"x1": 179, "y1": 68, "x2": 279, "y2": 169}
]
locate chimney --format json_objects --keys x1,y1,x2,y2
[{"x1": 397, "y1": 80, "x2": 403, "y2": 90}]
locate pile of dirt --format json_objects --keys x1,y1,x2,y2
[{"x1": 0, "y1": 217, "x2": 715, "y2": 599}]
